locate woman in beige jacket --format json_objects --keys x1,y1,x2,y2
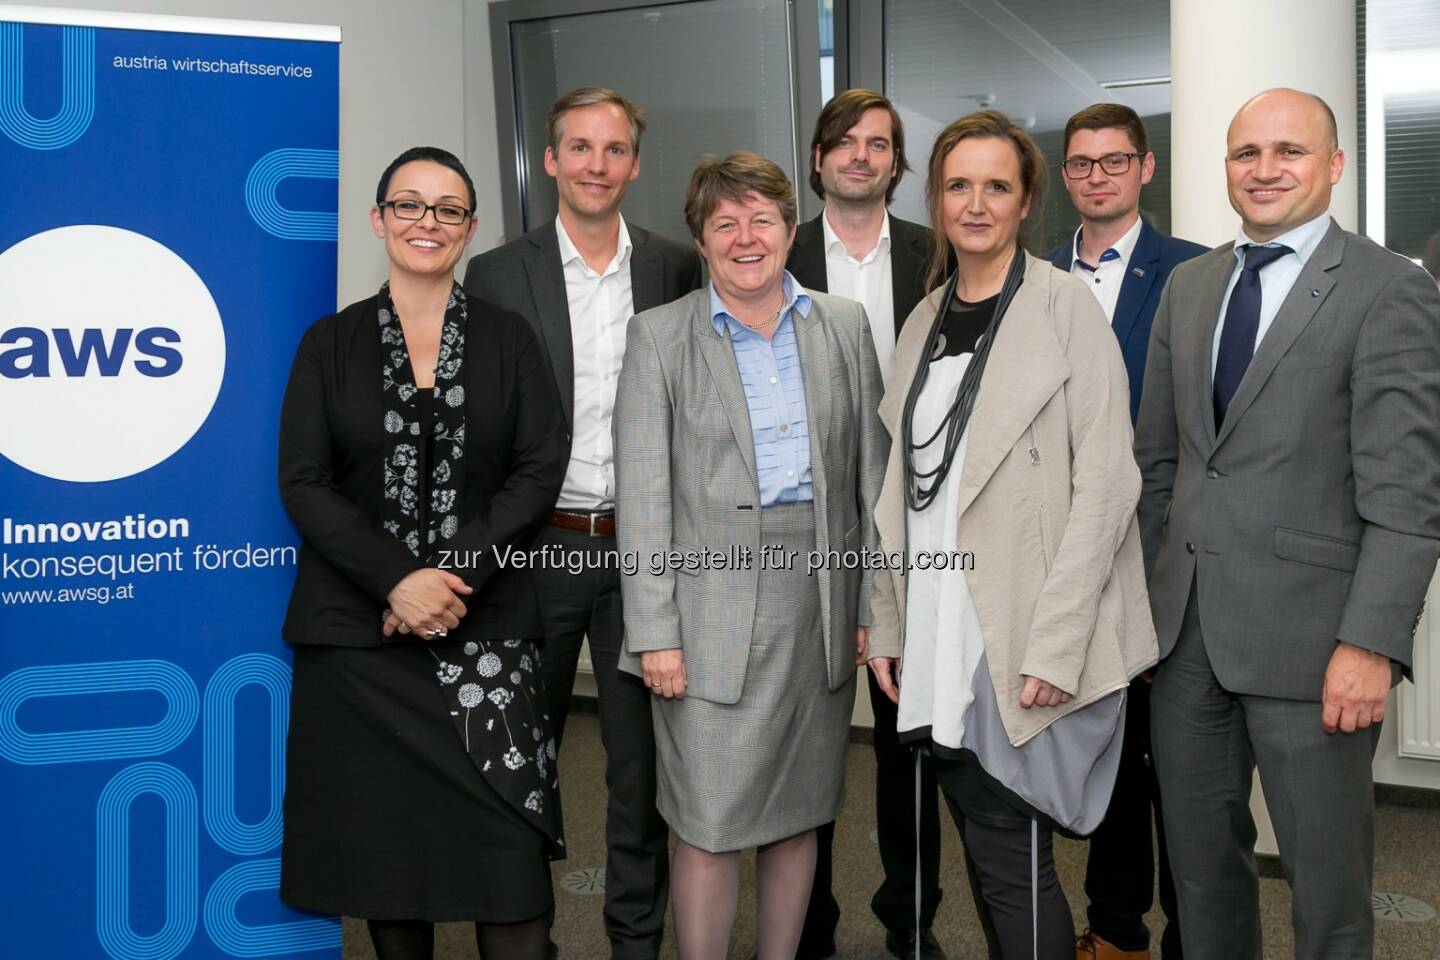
[{"x1": 864, "y1": 111, "x2": 1158, "y2": 959}]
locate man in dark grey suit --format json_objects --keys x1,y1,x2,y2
[
  {"x1": 784, "y1": 88, "x2": 943, "y2": 960},
  {"x1": 1136, "y1": 88, "x2": 1440, "y2": 960},
  {"x1": 462, "y1": 87, "x2": 701, "y2": 960}
]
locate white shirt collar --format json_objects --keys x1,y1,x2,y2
[
  {"x1": 1233, "y1": 209, "x2": 1331, "y2": 267},
  {"x1": 822, "y1": 207, "x2": 891, "y2": 263},
  {"x1": 1071, "y1": 214, "x2": 1144, "y2": 269},
  {"x1": 555, "y1": 214, "x2": 633, "y2": 275}
]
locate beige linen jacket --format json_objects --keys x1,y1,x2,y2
[{"x1": 867, "y1": 254, "x2": 1158, "y2": 746}]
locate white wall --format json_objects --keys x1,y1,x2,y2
[
  {"x1": 16, "y1": 0, "x2": 470, "y2": 306},
  {"x1": 1170, "y1": 0, "x2": 1359, "y2": 244},
  {"x1": 463, "y1": 0, "x2": 507, "y2": 252}
]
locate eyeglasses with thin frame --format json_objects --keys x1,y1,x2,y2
[
  {"x1": 380, "y1": 198, "x2": 472, "y2": 225},
  {"x1": 1061, "y1": 152, "x2": 1141, "y2": 180}
]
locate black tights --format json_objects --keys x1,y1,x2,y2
[{"x1": 366, "y1": 917, "x2": 549, "y2": 960}]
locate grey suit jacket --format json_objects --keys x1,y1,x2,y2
[
  {"x1": 1135, "y1": 220, "x2": 1440, "y2": 699},
  {"x1": 461, "y1": 220, "x2": 703, "y2": 431},
  {"x1": 613, "y1": 287, "x2": 887, "y2": 704}
]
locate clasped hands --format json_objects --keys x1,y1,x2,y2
[
  {"x1": 383, "y1": 568, "x2": 472, "y2": 640},
  {"x1": 868, "y1": 655, "x2": 1072, "y2": 709}
]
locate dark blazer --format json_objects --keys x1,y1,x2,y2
[
  {"x1": 1135, "y1": 222, "x2": 1440, "y2": 698},
  {"x1": 461, "y1": 220, "x2": 703, "y2": 432},
  {"x1": 278, "y1": 292, "x2": 567, "y2": 646},
  {"x1": 1044, "y1": 219, "x2": 1208, "y2": 423},
  {"x1": 785, "y1": 213, "x2": 938, "y2": 337}
]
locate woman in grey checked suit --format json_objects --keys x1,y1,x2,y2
[{"x1": 613, "y1": 152, "x2": 887, "y2": 960}]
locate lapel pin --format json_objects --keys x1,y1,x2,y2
[
  {"x1": 1311, "y1": 289, "x2": 1320, "y2": 297},
  {"x1": 1132, "y1": 267, "x2": 1146, "y2": 277}
]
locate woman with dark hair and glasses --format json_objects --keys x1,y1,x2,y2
[
  {"x1": 277, "y1": 146, "x2": 568, "y2": 960},
  {"x1": 864, "y1": 112, "x2": 1157, "y2": 958}
]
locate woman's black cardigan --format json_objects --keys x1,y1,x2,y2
[{"x1": 277, "y1": 291, "x2": 567, "y2": 647}]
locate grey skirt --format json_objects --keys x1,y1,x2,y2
[{"x1": 652, "y1": 500, "x2": 856, "y2": 852}]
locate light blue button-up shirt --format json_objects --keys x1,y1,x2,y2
[
  {"x1": 710, "y1": 272, "x2": 814, "y2": 505},
  {"x1": 1211, "y1": 210, "x2": 1333, "y2": 375}
]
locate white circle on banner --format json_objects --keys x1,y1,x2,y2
[{"x1": 0, "y1": 226, "x2": 226, "y2": 482}]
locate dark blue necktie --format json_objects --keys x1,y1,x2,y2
[{"x1": 1213, "y1": 243, "x2": 1292, "y2": 425}]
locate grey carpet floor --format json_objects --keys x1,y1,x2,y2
[{"x1": 342, "y1": 711, "x2": 1440, "y2": 959}]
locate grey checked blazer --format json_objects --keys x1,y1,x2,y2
[
  {"x1": 613, "y1": 287, "x2": 887, "y2": 704},
  {"x1": 1136, "y1": 220, "x2": 1440, "y2": 698}
]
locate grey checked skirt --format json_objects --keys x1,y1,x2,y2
[{"x1": 652, "y1": 500, "x2": 856, "y2": 852}]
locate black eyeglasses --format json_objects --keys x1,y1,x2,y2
[
  {"x1": 380, "y1": 198, "x2": 472, "y2": 225},
  {"x1": 1061, "y1": 152, "x2": 1141, "y2": 180}
]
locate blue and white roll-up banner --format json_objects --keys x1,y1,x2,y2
[{"x1": 0, "y1": 7, "x2": 340, "y2": 958}]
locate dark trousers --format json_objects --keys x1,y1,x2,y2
[
  {"x1": 799, "y1": 669, "x2": 943, "y2": 958},
  {"x1": 1151, "y1": 593, "x2": 1382, "y2": 960},
  {"x1": 1082, "y1": 676, "x2": 1182, "y2": 956},
  {"x1": 534, "y1": 527, "x2": 668, "y2": 960},
  {"x1": 946, "y1": 793, "x2": 1073, "y2": 960}
]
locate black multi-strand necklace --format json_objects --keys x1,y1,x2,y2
[{"x1": 902, "y1": 247, "x2": 1027, "y2": 512}]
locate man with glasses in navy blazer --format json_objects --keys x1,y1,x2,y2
[{"x1": 1043, "y1": 103, "x2": 1205, "y2": 960}]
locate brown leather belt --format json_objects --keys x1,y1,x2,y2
[{"x1": 549, "y1": 510, "x2": 616, "y2": 537}]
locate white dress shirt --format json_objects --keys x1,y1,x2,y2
[
  {"x1": 1210, "y1": 210, "x2": 1332, "y2": 375},
  {"x1": 554, "y1": 215, "x2": 634, "y2": 511},
  {"x1": 1069, "y1": 216, "x2": 1143, "y2": 324},
  {"x1": 823, "y1": 208, "x2": 896, "y2": 384}
]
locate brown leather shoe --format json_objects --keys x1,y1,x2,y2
[{"x1": 1076, "y1": 929, "x2": 1149, "y2": 960}]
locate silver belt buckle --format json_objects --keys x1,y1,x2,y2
[{"x1": 589, "y1": 513, "x2": 602, "y2": 536}]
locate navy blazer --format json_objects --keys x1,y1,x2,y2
[{"x1": 1044, "y1": 219, "x2": 1207, "y2": 423}]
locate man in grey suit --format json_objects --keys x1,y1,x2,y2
[
  {"x1": 462, "y1": 87, "x2": 702, "y2": 960},
  {"x1": 1136, "y1": 88, "x2": 1440, "y2": 959}
]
